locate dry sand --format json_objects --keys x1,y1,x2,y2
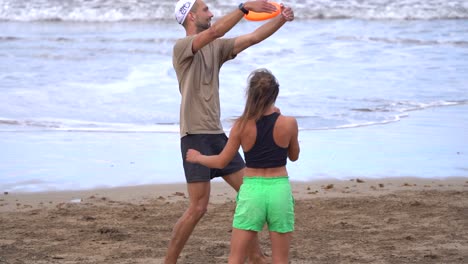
[{"x1": 1, "y1": 177, "x2": 467, "y2": 263}]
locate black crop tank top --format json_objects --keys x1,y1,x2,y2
[{"x1": 244, "y1": 112, "x2": 288, "y2": 168}]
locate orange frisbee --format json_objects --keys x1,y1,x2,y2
[{"x1": 245, "y1": 2, "x2": 281, "y2": 21}]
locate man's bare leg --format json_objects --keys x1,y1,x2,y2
[
  {"x1": 164, "y1": 181, "x2": 211, "y2": 264},
  {"x1": 223, "y1": 169, "x2": 268, "y2": 264}
]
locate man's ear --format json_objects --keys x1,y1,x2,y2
[{"x1": 187, "y1": 12, "x2": 195, "y2": 22}]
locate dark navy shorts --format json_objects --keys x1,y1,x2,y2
[{"x1": 181, "y1": 133, "x2": 245, "y2": 183}]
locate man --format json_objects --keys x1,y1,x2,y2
[{"x1": 166, "y1": 1, "x2": 294, "y2": 263}]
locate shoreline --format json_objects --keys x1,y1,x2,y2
[
  {"x1": 2, "y1": 176, "x2": 467, "y2": 213},
  {"x1": 2, "y1": 105, "x2": 467, "y2": 193}
]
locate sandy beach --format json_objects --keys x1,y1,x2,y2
[{"x1": 1, "y1": 177, "x2": 467, "y2": 263}]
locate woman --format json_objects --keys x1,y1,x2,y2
[{"x1": 186, "y1": 68, "x2": 300, "y2": 264}]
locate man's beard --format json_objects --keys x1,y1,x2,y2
[{"x1": 195, "y1": 21, "x2": 211, "y2": 33}]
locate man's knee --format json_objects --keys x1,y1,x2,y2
[{"x1": 187, "y1": 203, "x2": 208, "y2": 220}]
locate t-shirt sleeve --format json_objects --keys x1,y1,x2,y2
[
  {"x1": 217, "y1": 38, "x2": 237, "y2": 64},
  {"x1": 173, "y1": 36, "x2": 195, "y2": 67}
]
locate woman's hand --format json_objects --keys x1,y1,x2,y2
[
  {"x1": 245, "y1": 0, "x2": 278, "y2": 13},
  {"x1": 186, "y1": 149, "x2": 201, "y2": 163}
]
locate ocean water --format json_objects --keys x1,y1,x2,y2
[{"x1": 1, "y1": 0, "x2": 467, "y2": 192}]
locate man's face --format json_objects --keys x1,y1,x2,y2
[{"x1": 192, "y1": 0, "x2": 213, "y2": 32}]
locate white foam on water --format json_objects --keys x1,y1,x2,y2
[{"x1": 1, "y1": 0, "x2": 467, "y2": 21}]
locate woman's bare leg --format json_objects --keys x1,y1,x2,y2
[
  {"x1": 269, "y1": 231, "x2": 292, "y2": 264},
  {"x1": 223, "y1": 170, "x2": 267, "y2": 264},
  {"x1": 228, "y1": 228, "x2": 258, "y2": 264}
]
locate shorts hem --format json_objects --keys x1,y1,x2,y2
[
  {"x1": 186, "y1": 178, "x2": 211, "y2": 183},
  {"x1": 268, "y1": 228, "x2": 294, "y2": 233},
  {"x1": 220, "y1": 166, "x2": 245, "y2": 177},
  {"x1": 232, "y1": 226, "x2": 263, "y2": 232}
]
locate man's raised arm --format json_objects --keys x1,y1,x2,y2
[
  {"x1": 192, "y1": 1, "x2": 278, "y2": 53},
  {"x1": 232, "y1": 4, "x2": 294, "y2": 55}
]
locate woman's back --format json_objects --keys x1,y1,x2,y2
[{"x1": 238, "y1": 110, "x2": 299, "y2": 177}]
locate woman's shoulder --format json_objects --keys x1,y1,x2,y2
[
  {"x1": 277, "y1": 114, "x2": 298, "y2": 126},
  {"x1": 276, "y1": 115, "x2": 298, "y2": 136}
]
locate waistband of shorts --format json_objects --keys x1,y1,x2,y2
[{"x1": 242, "y1": 176, "x2": 289, "y2": 185}]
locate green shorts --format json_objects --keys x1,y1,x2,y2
[{"x1": 233, "y1": 177, "x2": 295, "y2": 233}]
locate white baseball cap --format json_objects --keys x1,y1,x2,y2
[{"x1": 174, "y1": 0, "x2": 196, "y2": 25}]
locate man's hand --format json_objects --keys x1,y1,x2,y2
[
  {"x1": 186, "y1": 149, "x2": 201, "y2": 163},
  {"x1": 280, "y1": 4, "x2": 294, "y2": 21},
  {"x1": 244, "y1": 0, "x2": 278, "y2": 13}
]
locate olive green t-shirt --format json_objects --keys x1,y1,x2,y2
[{"x1": 173, "y1": 36, "x2": 236, "y2": 137}]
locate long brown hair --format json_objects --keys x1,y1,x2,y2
[{"x1": 237, "y1": 68, "x2": 280, "y2": 130}]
